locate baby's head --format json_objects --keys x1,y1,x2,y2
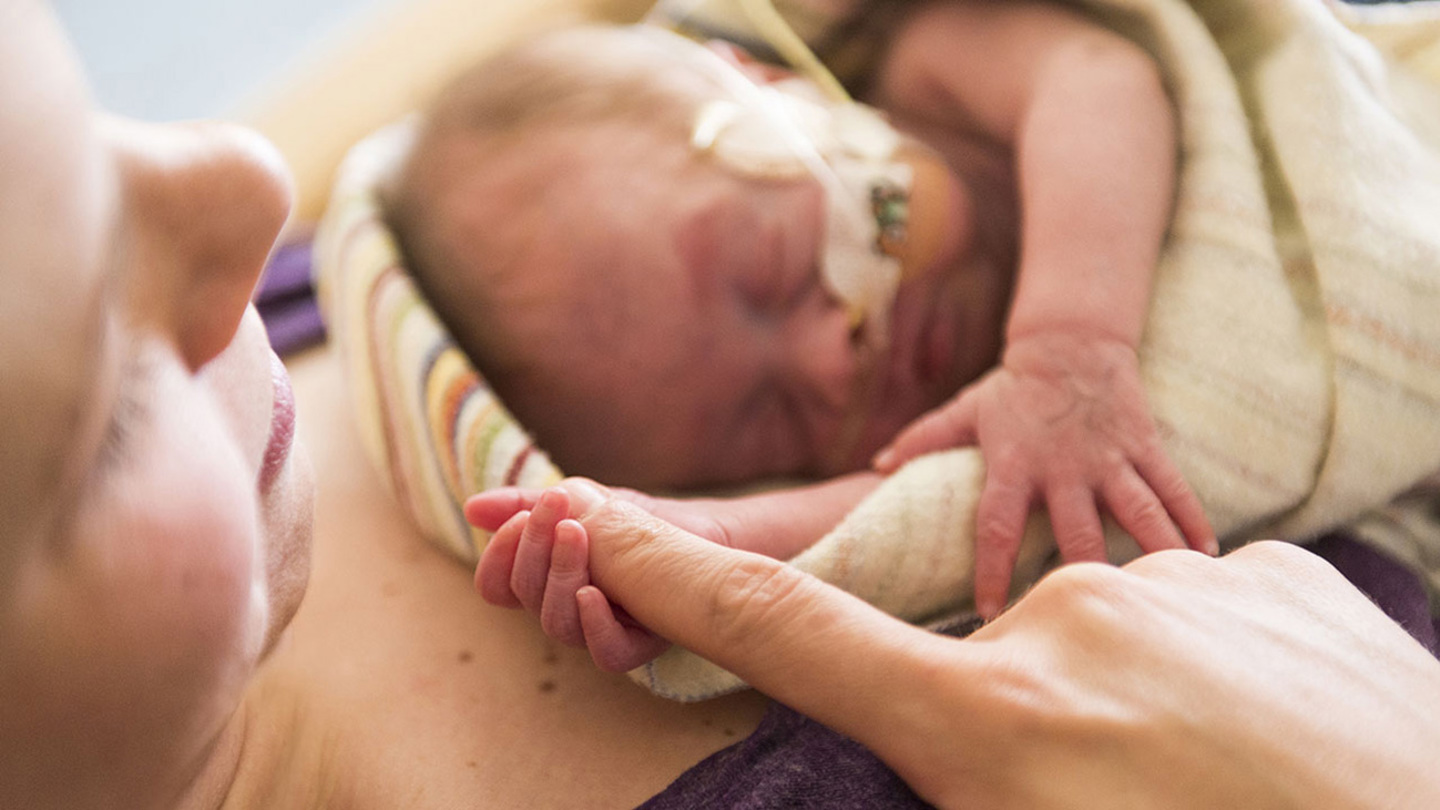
[{"x1": 387, "y1": 25, "x2": 1002, "y2": 490}]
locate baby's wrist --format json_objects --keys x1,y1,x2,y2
[
  {"x1": 1005, "y1": 322, "x2": 1137, "y2": 353},
  {"x1": 1003, "y1": 328, "x2": 1137, "y2": 367}
]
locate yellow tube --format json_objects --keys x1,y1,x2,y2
[{"x1": 734, "y1": 0, "x2": 851, "y2": 103}]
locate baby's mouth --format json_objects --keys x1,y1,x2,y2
[
  {"x1": 915, "y1": 289, "x2": 958, "y2": 388},
  {"x1": 819, "y1": 340, "x2": 885, "y2": 474}
]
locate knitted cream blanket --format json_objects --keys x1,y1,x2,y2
[{"x1": 315, "y1": 0, "x2": 1440, "y2": 701}]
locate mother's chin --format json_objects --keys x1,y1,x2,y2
[{"x1": 255, "y1": 437, "x2": 314, "y2": 658}]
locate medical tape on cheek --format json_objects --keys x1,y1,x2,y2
[{"x1": 656, "y1": 24, "x2": 912, "y2": 354}]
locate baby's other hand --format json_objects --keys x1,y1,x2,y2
[
  {"x1": 873, "y1": 334, "x2": 1215, "y2": 619},
  {"x1": 469, "y1": 484, "x2": 669, "y2": 671}
]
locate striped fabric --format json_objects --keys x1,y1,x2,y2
[{"x1": 314, "y1": 121, "x2": 562, "y2": 564}]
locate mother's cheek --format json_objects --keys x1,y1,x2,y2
[
  {"x1": 2, "y1": 449, "x2": 265, "y2": 801},
  {"x1": 78, "y1": 448, "x2": 266, "y2": 709}
]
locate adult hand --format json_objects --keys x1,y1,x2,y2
[{"x1": 555, "y1": 481, "x2": 1440, "y2": 809}]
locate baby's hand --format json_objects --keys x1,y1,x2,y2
[
  {"x1": 874, "y1": 333, "x2": 1216, "y2": 619},
  {"x1": 469, "y1": 476, "x2": 854, "y2": 561},
  {"x1": 467, "y1": 483, "x2": 669, "y2": 672},
  {"x1": 467, "y1": 481, "x2": 733, "y2": 547}
]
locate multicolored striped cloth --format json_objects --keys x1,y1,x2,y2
[{"x1": 314, "y1": 121, "x2": 562, "y2": 563}]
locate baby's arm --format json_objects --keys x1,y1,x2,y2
[
  {"x1": 870, "y1": 0, "x2": 1214, "y2": 616},
  {"x1": 469, "y1": 473, "x2": 879, "y2": 559},
  {"x1": 466, "y1": 474, "x2": 879, "y2": 669}
]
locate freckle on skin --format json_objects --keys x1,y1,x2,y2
[
  {"x1": 382, "y1": 581, "x2": 399, "y2": 598},
  {"x1": 542, "y1": 646, "x2": 559, "y2": 665},
  {"x1": 538, "y1": 680, "x2": 557, "y2": 693},
  {"x1": 467, "y1": 761, "x2": 477, "y2": 769},
  {"x1": 457, "y1": 650, "x2": 473, "y2": 664},
  {"x1": 722, "y1": 728, "x2": 735, "y2": 737}
]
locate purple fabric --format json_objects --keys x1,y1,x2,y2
[
  {"x1": 638, "y1": 698, "x2": 936, "y2": 810},
  {"x1": 642, "y1": 537, "x2": 1437, "y2": 809},
  {"x1": 256, "y1": 239, "x2": 325, "y2": 355},
  {"x1": 1310, "y1": 532, "x2": 1438, "y2": 655}
]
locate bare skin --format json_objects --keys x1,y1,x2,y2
[{"x1": 232, "y1": 348, "x2": 768, "y2": 809}]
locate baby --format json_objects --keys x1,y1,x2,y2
[{"x1": 386, "y1": 3, "x2": 1215, "y2": 666}]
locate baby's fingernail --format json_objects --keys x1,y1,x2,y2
[
  {"x1": 1206, "y1": 537, "x2": 1220, "y2": 556},
  {"x1": 566, "y1": 479, "x2": 608, "y2": 513},
  {"x1": 873, "y1": 448, "x2": 896, "y2": 470}
]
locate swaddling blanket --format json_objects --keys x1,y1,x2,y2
[
  {"x1": 314, "y1": 0, "x2": 1440, "y2": 702},
  {"x1": 632, "y1": 0, "x2": 1440, "y2": 700}
]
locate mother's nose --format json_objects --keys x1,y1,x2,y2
[{"x1": 104, "y1": 117, "x2": 294, "y2": 369}]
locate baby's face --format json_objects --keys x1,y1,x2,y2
[{"x1": 467, "y1": 117, "x2": 1002, "y2": 489}]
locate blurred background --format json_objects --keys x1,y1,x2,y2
[{"x1": 54, "y1": 0, "x2": 385, "y2": 120}]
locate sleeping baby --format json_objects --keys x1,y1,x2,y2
[{"x1": 382, "y1": 3, "x2": 1217, "y2": 667}]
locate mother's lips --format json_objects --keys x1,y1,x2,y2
[{"x1": 258, "y1": 351, "x2": 296, "y2": 493}]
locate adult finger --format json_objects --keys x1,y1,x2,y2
[
  {"x1": 576, "y1": 586, "x2": 671, "y2": 672},
  {"x1": 511, "y1": 488, "x2": 568, "y2": 614},
  {"x1": 872, "y1": 390, "x2": 978, "y2": 471},
  {"x1": 561, "y1": 484, "x2": 953, "y2": 744},
  {"x1": 1135, "y1": 449, "x2": 1217, "y2": 555},
  {"x1": 539, "y1": 519, "x2": 591, "y2": 647},
  {"x1": 973, "y1": 467, "x2": 1034, "y2": 619},
  {"x1": 1100, "y1": 467, "x2": 1187, "y2": 554},
  {"x1": 476, "y1": 510, "x2": 528, "y2": 608}
]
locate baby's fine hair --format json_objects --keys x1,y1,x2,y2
[{"x1": 383, "y1": 24, "x2": 733, "y2": 388}]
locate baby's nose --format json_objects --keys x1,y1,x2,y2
[{"x1": 783, "y1": 305, "x2": 859, "y2": 426}]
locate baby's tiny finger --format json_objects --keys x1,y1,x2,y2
[
  {"x1": 464, "y1": 487, "x2": 544, "y2": 531},
  {"x1": 973, "y1": 473, "x2": 1032, "y2": 620},
  {"x1": 577, "y1": 587, "x2": 670, "y2": 673},
  {"x1": 1047, "y1": 484, "x2": 1109, "y2": 562},
  {"x1": 873, "y1": 392, "x2": 978, "y2": 472},
  {"x1": 477, "y1": 510, "x2": 528, "y2": 607},
  {"x1": 1102, "y1": 467, "x2": 1186, "y2": 554},
  {"x1": 540, "y1": 519, "x2": 590, "y2": 647},
  {"x1": 512, "y1": 488, "x2": 570, "y2": 614},
  {"x1": 1136, "y1": 452, "x2": 1217, "y2": 555}
]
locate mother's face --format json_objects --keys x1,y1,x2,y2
[{"x1": 0, "y1": 3, "x2": 310, "y2": 804}]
